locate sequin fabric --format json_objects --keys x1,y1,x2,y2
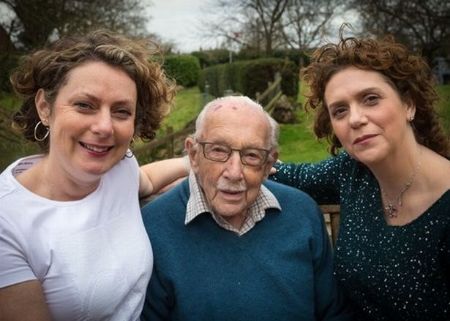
[{"x1": 271, "y1": 152, "x2": 450, "y2": 321}]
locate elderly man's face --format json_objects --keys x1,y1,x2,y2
[{"x1": 186, "y1": 102, "x2": 276, "y2": 228}]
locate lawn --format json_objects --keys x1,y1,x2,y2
[
  {"x1": 437, "y1": 85, "x2": 450, "y2": 134},
  {"x1": 160, "y1": 85, "x2": 329, "y2": 163},
  {"x1": 0, "y1": 83, "x2": 449, "y2": 171},
  {"x1": 163, "y1": 83, "x2": 449, "y2": 163}
]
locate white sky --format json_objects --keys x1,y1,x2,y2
[
  {"x1": 146, "y1": 0, "x2": 216, "y2": 53},
  {"x1": 146, "y1": 1, "x2": 359, "y2": 53}
]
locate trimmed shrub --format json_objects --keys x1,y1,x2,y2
[
  {"x1": 191, "y1": 49, "x2": 230, "y2": 68},
  {"x1": 198, "y1": 58, "x2": 299, "y2": 99},
  {"x1": 163, "y1": 55, "x2": 201, "y2": 87},
  {"x1": 0, "y1": 54, "x2": 19, "y2": 93}
]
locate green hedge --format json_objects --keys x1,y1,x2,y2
[
  {"x1": 198, "y1": 58, "x2": 299, "y2": 99},
  {"x1": 191, "y1": 49, "x2": 230, "y2": 68},
  {"x1": 0, "y1": 54, "x2": 19, "y2": 93},
  {"x1": 163, "y1": 55, "x2": 201, "y2": 88}
]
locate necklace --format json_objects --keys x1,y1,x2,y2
[{"x1": 381, "y1": 155, "x2": 422, "y2": 218}]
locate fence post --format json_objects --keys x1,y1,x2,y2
[{"x1": 203, "y1": 81, "x2": 210, "y2": 108}]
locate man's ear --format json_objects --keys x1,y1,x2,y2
[
  {"x1": 35, "y1": 89, "x2": 51, "y2": 125},
  {"x1": 263, "y1": 150, "x2": 278, "y2": 178},
  {"x1": 185, "y1": 136, "x2": 199, "y2": 174}
]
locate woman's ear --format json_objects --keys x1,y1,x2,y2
[
  {"x1": 403, "y1": 95, "x2": 416, "y2": 122},
  {"x1": 35, "y1": 89, "x2": 51, "y2": 125}
]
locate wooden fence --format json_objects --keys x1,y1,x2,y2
[
  {"x1": 134, "y1": 123, "x2": 195, "y2": 161},
  {"x1": 135, "y1": 72, "x2": 284, "y2": 161},
  {"x1": 256, "y1": 72, "x2": 283, "y2": 114}
]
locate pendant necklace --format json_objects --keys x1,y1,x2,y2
[{"x1": 381, "y1": 155, "x2": 422, "y2": 218}]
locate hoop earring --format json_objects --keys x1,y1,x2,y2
[
  {"x1": 34, "y1": 121, "x2": 50, "y2": 142},
  {"x1": 124, "y1": 149, "x2": 134, "y2": 158}
]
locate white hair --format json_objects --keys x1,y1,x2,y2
[{"x1": 194, "y1": 96, "x2": 279, "y2": 150}]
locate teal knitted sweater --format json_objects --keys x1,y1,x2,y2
[{"x1": 141, "y1": 179, "x2": 351, "y2": 321}]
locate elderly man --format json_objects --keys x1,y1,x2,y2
[{"x1": 141, "y1": 96, "x2": 351, "y2": 321}]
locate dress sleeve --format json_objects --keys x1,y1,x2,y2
[
  {"x1": 270, "y1": 153, "x2": 349, "y2": 204},
  {"x1": 0, "y1": 217, "x2": 36, "y2": 288}
]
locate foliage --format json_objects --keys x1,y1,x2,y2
[
  {"x1": 0, "y1": 0, "x2": 152, "y2": 52},
  {"x1": 348, "y1": 0, "x2": 450, "y2": 63},
  {"x1": 0, "y1": 53, "x2": 19, "y2": 93},
  {"x1": 436, "y1": 85, "x2": 450, "y2": 135},
  {"x1": 198, "y1": 58, "x2": 299, "y2": 99},
  {"x1": 164, "y1": 55, "x2": 201, "y2": 88},
  {"x1": 199, "y1": 0, "x2": 342, "y2": 57},
  {"x1": 236, "y1": 48, "x2": 310, "y2": 67},
  {"x1": 191, "y1": 49, "x2": 231, "y2": 68},
  {"x1": 0, "y1": 95, "x2": 38, "y2": 171}
]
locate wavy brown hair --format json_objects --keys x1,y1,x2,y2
[
  {"x1": 10, "y1": 29, "x2": 175, "y2": 152},
  {"x1": 303, "y1": 32, "x2": 450, "y2": 158}
]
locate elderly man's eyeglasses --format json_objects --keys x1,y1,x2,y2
[{"x1": 197, "y1": 141, "x2": 270, "y2": 167}]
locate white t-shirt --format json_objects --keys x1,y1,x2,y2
[{"x1": 0, "y1": 154, "x2": 153, "y2": 321}]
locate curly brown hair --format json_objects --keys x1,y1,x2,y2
[
  {"x1": 303, "y1": 33, "x2": 450, "y2": 158},
  {"x1": 10, "y1": 29, "x2": 175, "y2": 152}
]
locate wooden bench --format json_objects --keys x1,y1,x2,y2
[{"x1": 320, "y1": 205, "x2": 340, "y2": 247}]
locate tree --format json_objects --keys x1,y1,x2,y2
[
  {"x1": 281, "y1": 0, "x2": 343, "y2": 67},
  {"x1": 349, "y1": 0, "x2": 450, "y2": 63},
  {"x1": 199, "y1": 0, "x2": 342, "y2": 57},
  {"x1": 0, "y1": 0, "x2": 152, "y2": 52},
  {"x1": 200, "y1": 0, "x2": 289, "y2": 56}
]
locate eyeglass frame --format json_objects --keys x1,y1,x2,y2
[{"x1": 196, "y1": 141, "x2": 271, "y2": 167}]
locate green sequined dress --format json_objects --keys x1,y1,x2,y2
[{"x1": 272, "y1": 152, "x2": 450, "y2": 321}]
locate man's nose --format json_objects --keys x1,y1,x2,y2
[{"x1": 223, "y1": 151, "x2": 244, "y2": 180}]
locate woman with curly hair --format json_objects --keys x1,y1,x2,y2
[
  {"x1": 0, "y1": 30, "x2": 187, "y2": 320},
  {"x1": 272, "y1": 32, "x2": 450, "y2": 320}
]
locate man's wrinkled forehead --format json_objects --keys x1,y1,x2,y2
[{"x1": 207, "y1": 100, "x2": 246, "y2": 113}]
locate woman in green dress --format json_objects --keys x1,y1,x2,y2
[{"x1": 272, "y1": 33, "x2": 450, "y2": 321}]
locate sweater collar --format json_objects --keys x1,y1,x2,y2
[{"x1": 186, "y1": 172, "x2": 281, "y2": 236}]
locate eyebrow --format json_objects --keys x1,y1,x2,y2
[
  {"x1": 76, "y1": 92, "x2": 135, "y2": 106},
  {"x1": 327, "y1": 87, "x2": 382, "y2": 109},
  {"x1": 214, "y1": 142, "x2": 268, "y2": 151}
]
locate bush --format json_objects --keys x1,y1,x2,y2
[
  {"x1": 198, "y1": 58, "x2": 299, "y2": 99},
  {"x1": 191, "y1": 49, "x2": 230, "y2": 68},
  {"x1": 0, "y1": 53, "x2": 19, "y2": 93},
  {"x1": 236, "y1": 48, "x2": 309, "y2": 67},
  {"x1": 163, "y1": 55, "x2": 201, "y2": 88}
]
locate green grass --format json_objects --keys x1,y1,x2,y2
[
  {"x1": 1, "y1": 82, "x2": 449, "y2": 171},
  {"x1": 159, "y1": 87, "x2": 204, "y2": 132},
  {"x1": 278, "y1": 82, "x2": 329, "y2": 162},
  {"x1": 156, "y1": 84, "x2": 329, "y2": 162},
  {"x1": 436, "y1": 85, "x2": 450, "y2": 135},
  {"x1": 0, "y1": 93, "x2": 20, "y2": 111},
  {"x1": 278, "y1": 112, "x2": 329, "y2": 162}
]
